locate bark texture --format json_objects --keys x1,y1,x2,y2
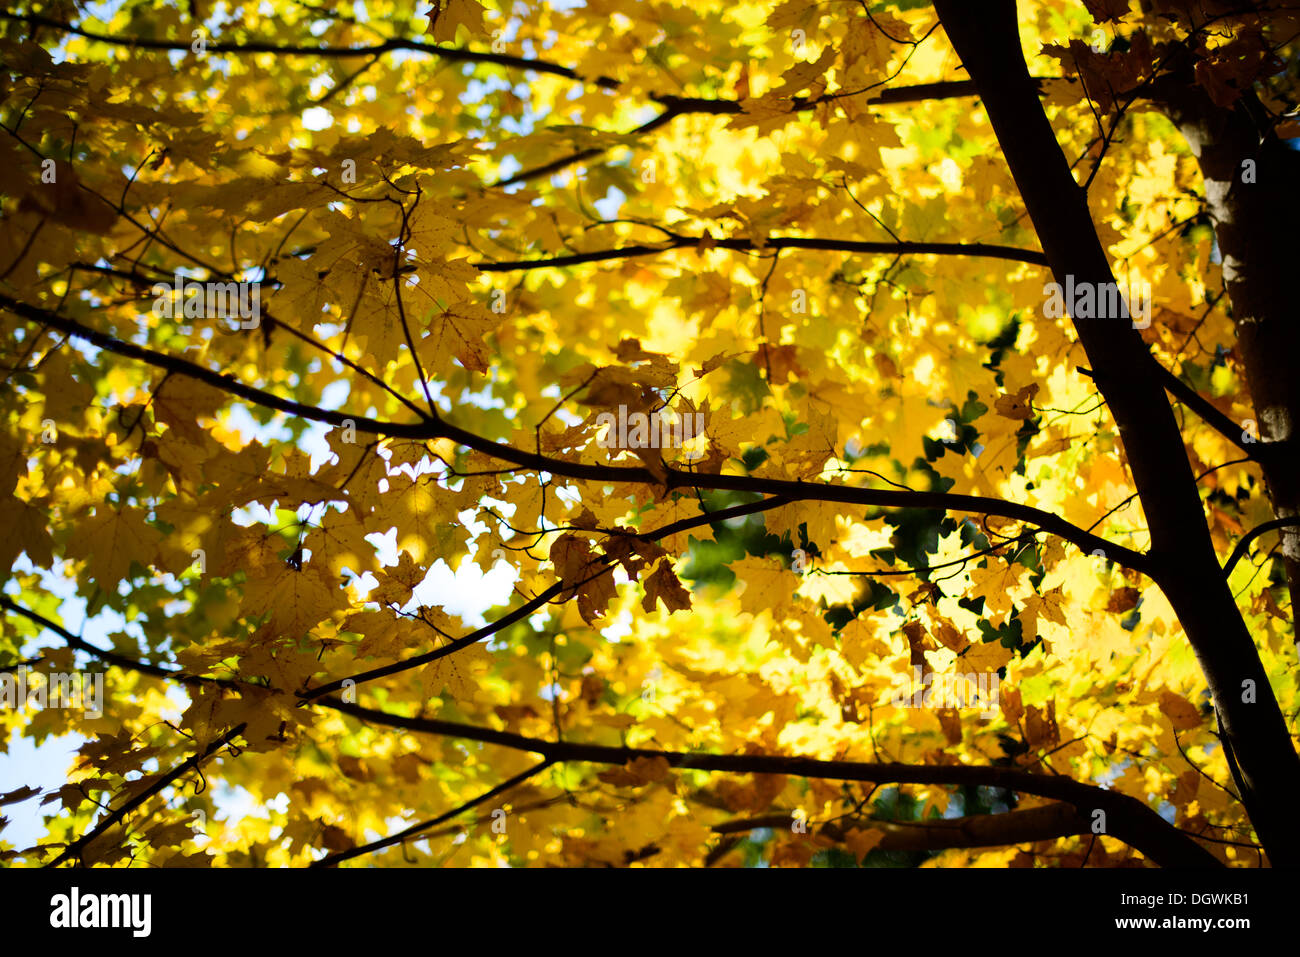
[{"x1": 1149, "y1": 51, "x2": 1300, "y2": 614}]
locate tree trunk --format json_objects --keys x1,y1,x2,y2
[
  {"x1": 932, "y1": 0, "x2": 1300, "y2": 866},
  {"x1": 1148, "y1": 55, "x2": 1300, "y2": 619}
]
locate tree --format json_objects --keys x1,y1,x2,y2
[{"x1": 1, "y1": 0, "x2": 1297, "y2": 868}]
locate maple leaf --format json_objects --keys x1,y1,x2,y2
[
  {"x1": 1024, "y1": 703, "x2": 1061, "y2": 750},
  {"x1": 993, "y1": 384, "x2": 1039, "y2": 421},
  {"x1": 420, "y1": 302, "x2": 498, "y2": 374},
  {"x1": 731, "y1": 557, "x2": 800, "y2": 618},
  {"x1": 1105, "y1": 586, "x2": 1141, "y2": 613},
  {"x1": 641, "y1": 559, "x2": 692, "y2": 614},
  {"x1": 769, "y1": 47, "x2": 836, "y2": 99},
  {"x1": 1083, "y1": 0, "x2": 1131, "y2": 22},
  {"x1": 0, "y1": 497, "x2": 54, "y2": 571},
  {"x1": 425, "y1": 0, "x2": 485, "y2": 43},
  {"x1": 319, "y1": 824, "x2": 354, "y2": 853},
  {"x1": 1158, "y1": 690, "x2": 1203, "y2": 731},
  {"x1": 346, "y1": 608, "x2": 427, "y2": 660},
  {"x1": 550, "y1": 534, "x2": 618, "y2": 625},
  {"x1": 1041, "y1": 34, "x2": 1155, "y2": 110},
  {"x1": 959, "y1": 640, "x2": 1013, "y2": 674},
  {"x1": 370, "y1": 550, "x2": 427, "y2": 607},
  {"x1": 63, "y1": 507, "x2": 163, "y2": 586},
  {"x1": 844, "y1": 827, "x2": 887, "y2": 862},
  {"x1": 420, "y1": 642, "x2": 493, "y2": 700},
  {"x1": 1019, "y1": 585, "x2": 1068, "y2": 642},
  {"x1": 930, "y1": 617, "x2": 970, "y2": 654},
  {"x1": 18, "y1": 161, "x2": 117, "y2": 234},
  {"x1": 766, "y1": 0, "x2": 821, "y2": 32},
  {"x1": 242, "y1": 561, "x2": 344, "y2": 639},
  {"x1": 602, "y1": 532, "x2": 668, "y2": 578},
  {"x1": 152, "y1": 376, "x2": 230, "y2": 445},
  {"x1": 0, "y1": 785, "x2": 42, "y2": 806},
  {"x1": 968, "y1": 560, "x2": 1028, "y2": 617}
]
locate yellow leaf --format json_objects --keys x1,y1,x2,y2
[
  {"x1": 641, "y1": 559, "x2": 692, "y2": 615},
  {"x1": 64, "y1": 507, "x2": 163, "y2": 586},
  {"x1": 844, "y1": 827, "x2": 886, "y2": 863},
  {"x1": 242, "y1": 561, "x2": 344, "y2": 639},
  {"x1": 731, "y1": 557, "x2": 800, "y2": 618},
  {"x1": 1158, "y1": 690, "x2": 1203, "y2": 731},
  {"x1": 425, "y1": 0, "x2": 485, "y2": 43},
  {"x1": 959, "y1": 640, "x2": 1013, "y2": 673}
]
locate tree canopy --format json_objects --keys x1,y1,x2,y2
[{"x1": 2, "y1": 0, "x2": 1299, "y2": 868}]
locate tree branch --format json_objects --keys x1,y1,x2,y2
[
  {"x1": 312, "y1": 758, "x2": 555, "y2": 867},
  {"x1": 475, "y1": 234, "x2": 1048, "y2": 271},
  {"x1": 1153, "y1": 360, "x2": 1261, "y2": 458},
  {"x1": 44, "y1": 724, "x2": 246, "y2": 868},
  {"x1": 1224, "y1": 517, "x2": 1300, "y2": 578},
  {"x1": 495, "y1": 81, "x2": 1069, "y2": 187},
  {"x1": 6, "y1": 13, "x2": 1069, "y2": 118},
  {"x1": 3, "y1": 12, "x2": 1078, "y2": 192},
  {"x1": 0, "y1": 294, "x2": 1151, "y2": 576},
  {"x1": 712, "y1": 802, "x2": 1092, "y2": 855},
  {"x1": 0, "y1": 599, "x2": 1217, "y2": 868},
  {"x1": 492, "y1": 107, "x2": 685, "y2": 188},
  {"x1": 300, "y1": 495, "x2": 792, "y2": 699},
  {"x1": 0, "y1": 597, "x2": 241, "y2": 690},
  {"x1": 2, "y1": 12, "x2": 614, "y2": 86},
  {"x1": 317, "y1": 696, "x2": 1222, "y2": 868}
]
